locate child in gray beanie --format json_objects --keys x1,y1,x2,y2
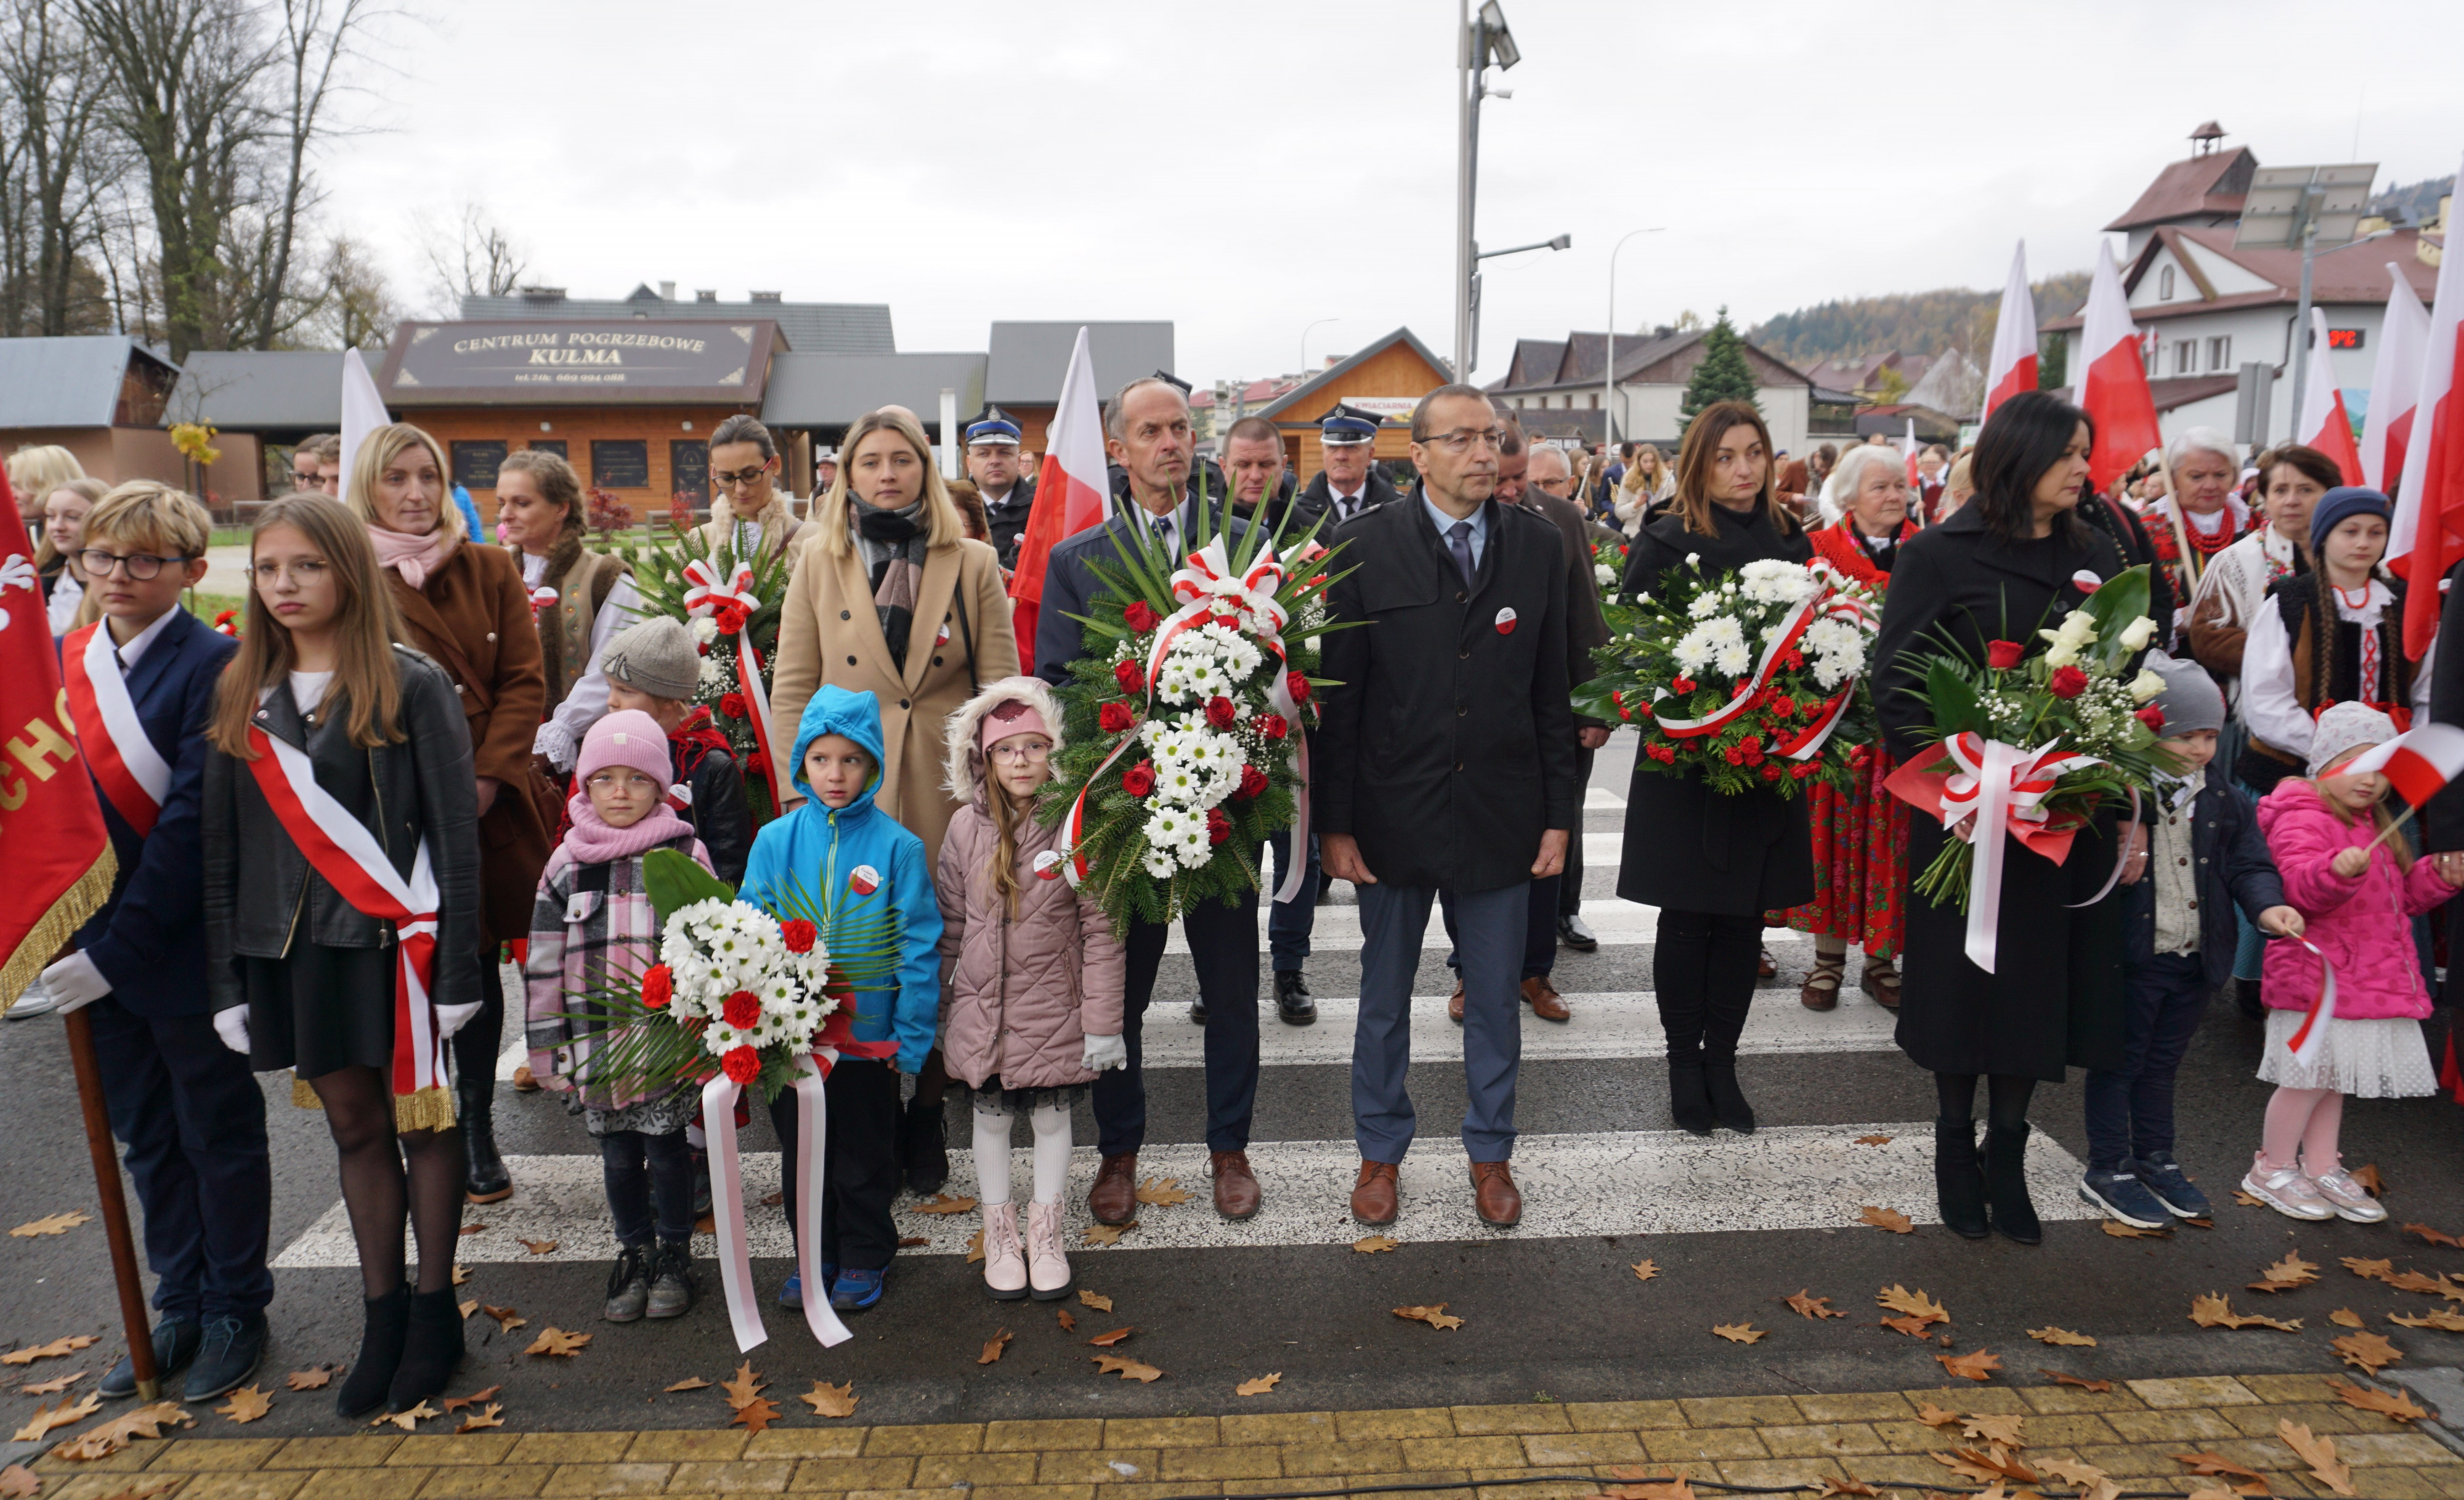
[
  {"x1": 598, "y1": 616, "x2": 752, "y2": 885},
  {"x1": 2078, "y1": 654, "x2": 2298, "y2": 1232}
]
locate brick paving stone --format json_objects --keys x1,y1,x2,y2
[
  {"x1": 1337, "y1": 1409, "x2": 1457, "y2": 1440},
  {"x1": 417, "y1": 1466, "x2": 557, "y2": 1498},
  {"x1": 910, "y1": 1453, "x2": 1041, "y2": 1488},
  {"x1": 622, "y1": 1433, "x2": 747, "y2": 1462},
  {"x1": 391, "y1": 1437, "x2": 525, "y2": 1467},
  {"x1": 1640, "y1": 1428, "x2": 1769, "y2": 1463},
  {"x1": 746, "y1": 1435, "x2": 868, "y2": 1461},
  {"x1": 984, "y1": 1422, "x2": 1106, "y2": 1454},
  {"x1": 965, "y1": 1486, "x2": 1100, "y2": 1500},
  {"x1": 1794, "y1": 1393, "x2": 1918, "y2": 1423},
  {"x1": 1518, "y1": 1433, "x2": 1647, "y2": 1467},
  {"x1": 264, "y1": 1439, "x2": 408, "y2": 1471},
  {"x1": 1396, "y1": 1438, "x2": 1529, "y2": 1470},
  {"x1": 154, "y1": 1441, "x2": 291, "y2": 1472},
  {"x1": 864, "y1": 1427, "x2": 984, "y2": 1457},
  {"x1": 176, "y1": 1474, "x2": 312, "y2": 1500},
  {"x1": 1153, "y1": 1446, "x2": 1281, "y2": 1482},
  {"x1": 2131, "y1": 1377, "x2": 2264, "y2": 1409},
  {"x1": 1565, "y1": 1402, "x2": 1686, "y2": 1432},
  {"x1": 667, "y1": 1460, "x2": 800, "y2": 1492},
  {"x1": 2351, "y1": 1469, "x2": 2452, "y2": 1500},
  {"x1": 1872, "y1": 1421, "x2": 1966, "y2": 1454},
  {"x1": 1716, "y1": 1456, "x2": 1850, "y2": 1486},
  {"x1": 1681, "y1": 1396, "x2": 1801, "y2": 1428},
  {"x1": 1100, "y1": 1420, "x2": 1218, "y2": 1451},
  {"x1": 1278, "y1": 1440, "x2": 1406, "y2": 1477},
  {"x1": 506, "y1": 1437, "x2": 634, "y2": 1467},
  {"x1": 787, "y1": 1458, "x2": 920, "y2": 1491},
  {"x1": 2019, "y1": 1387, "x2": 2148, "y2": 1415},
  {"x1": 2343, "y1": 1434, "x2": 2464, "y2": 1467},
  {"x1": 2243, "y1": 1376, "x2": 2358, "y2": 1404},
  {"x1": 532, "y1": 1462, "x2": 675, "y2": 1496},
  {"x1": 1217, "y1": 1414, "x2": 1337, "y2": 1446},
  {"x1": 2223, "y1": 1402, "x2": 2374, "y2": 1438},
  {"x1": 294, "y1": 1467, "x2": 432, "y2": 1500},
  {"x1": 1755, "y1": 1423, "x2": 1889, "y2": 1458},
  {"x1": 1449, "y1": 1405, "x2": 1573, "y2": 1436},
  {"x1": 1095, "y1": 1484, "x2": 1212, "y2": 1500},
  {"x1": 2104, "y1": 1409, "x2": 2247, "y2": 1444},
  {"x1": 1031, "y1": 1449, "x2": 1156, "y2": 1485}
]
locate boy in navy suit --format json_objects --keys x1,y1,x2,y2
[{"x1": 39, "y1": 482, "x2": 270, "y2": 1401}]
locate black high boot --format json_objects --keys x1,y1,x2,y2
[
  {"x1": 1702, "y1": 1061, "x2": 1756, "y2": 1133},
  {"x1": 901, "y1": 1097, "x2": 949, "y2": 1196},
  {"x1": 1984, "y1": 1122, "x2": 2042, "y2": 1245},
  {"x1": 459, "y1": 1072, "x2": 511, "y2": 1204},
  {"x1": 336, "y1": 1286, "x2": 408, "y2": 1419},
  {"x1": 387, "y1": 1287, "x2": 466, "y2": 1413},
  {"x1": 1934, "y1": 1117, "x2": 1989, "y2": 1239},
  {"x1": 1668, "y1": 1063, "x2": 1714, "y2": 1136}
]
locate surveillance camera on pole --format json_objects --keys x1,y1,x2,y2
[{"x1": 1454, "y1": 0, "x2": 1525, "y2": 378}]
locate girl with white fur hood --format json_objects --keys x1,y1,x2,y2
[{"x1": 934, "y1": 677, "x2": 1126, "y2": 1300}]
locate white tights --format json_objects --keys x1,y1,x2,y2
[{"x1": 975, "y1": 1100, "x2": 1072, "y2": 1206}]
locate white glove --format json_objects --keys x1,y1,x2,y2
[
  {"x1": 38, "y1": 953, "x2": 111, "y2": 1015},
  {"x1": 434, "y1": 1001, "x2": 482, "y2": 1040},
  {"x1": 1082, "y1": 1032, "x2": 1128, "y2": 1072},
  {"x1": 213, "y1": 1008, "x2": 251, "y2": 1056}
]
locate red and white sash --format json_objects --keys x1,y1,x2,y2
[
  {"x1": 243, "y1": 723, "x2": 450, "y2": 1118},
  {"x1": 62, "y1": 622, "x2": 171, "y2": 837}
]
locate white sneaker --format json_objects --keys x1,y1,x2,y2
[
  {"x1": 1025, "y1": 1200, "x2": 1072, "y2": 1300},
  {"x1": 981, "y1": 1203, "x2": 1027, "y2": 1300},
  {"x1": 7, "y1": 979, "x2": 58, "y2": 1020},
  {"x1": 2306, "y1": 1164, "x2": 2389, "y2": 1223},
  {"x1": 2241, "y1": 1154, "x2": 2335, "y2": 1222}
]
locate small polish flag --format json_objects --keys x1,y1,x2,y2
[
  {"x1": 2361, "y1": 266, "x2": 2431, "y2": 492},
  {"x1": 848, "y1": 864, "x2": 880, "y2": 897},
  {"x1": 2341, "y1": 721, "x2": 2464, "y2": 809},
  {"x1": 2296, "y1": 308, "x2": 2364, "y2": 485},
  {"x1": 1982, "y1": 241, "x2": 2039, "y2": 422},
  {"x1": 2283, "y1": 936, "x2": 2340, "y2": 1071}
]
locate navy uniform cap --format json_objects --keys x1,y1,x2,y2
[
  {"x1": 1319, "y1": 403, "x2": 1382, "y2": 446},
  {"x1": 965, "y1": 408, "x2": 1021, "y2": 447}
]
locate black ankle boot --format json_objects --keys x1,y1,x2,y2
[
  {"x1": 1668, "y1": 1063, "x2": 1713, "y2": 1136},
  {"x1": 1984, "y1": 1122, "x2": 2041, "y2": 1245},
  {"x1": 901, "y1": 1097, "x2": 949, "y2": 1195},
  {"x1": 459, "y1": 1074, "x2": 511, "y2": 1204},
  {"x1": 336, "y1": 1286, "x2": 408, "y2": 1418},
  {"x1": 387, "y1": 1287, "x2": 466, "y2": 1413},
  {"x1": 1934, "y1": 1117, "x2": 1989, "y2": 1239},
  {"x1": 1702, "y1": 1061, "x2": 1756, "y2": 1133}
]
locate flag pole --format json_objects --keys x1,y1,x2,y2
[{"x1": 61, "y1": 1000, "x2": 160, "y2": 1399}]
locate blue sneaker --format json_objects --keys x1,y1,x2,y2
[
  {"x1": 2131, "y1": 1153, "x2": 2212, "y2": 1218},
  {"x1": 2078, "y1": 1167, "x2": 2170, "y2": 1229},
  {"x1": 829, "y1": 1267, "x2": 886, "y2": 1311},
  {"x1": 778, "y1": 1265, "x2": 841, "y2": 1310}
]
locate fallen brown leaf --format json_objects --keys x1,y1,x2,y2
[
  {"x1": 2351, "y1": 1164, "x2": 2385, "y2": 1198},
  {"x1": 1879, "y1": 1315, "x2": 1935, "y2": 1338},
  {"x1": 2036, "y1": 1459, "x2": 2110, "y2": 1488},
  {"x1": 1937, "y1": 1348, "x2": 2001, "y2": 1381},
  {"x1": 516, "y1": 1238, "x2": 557, "y2": 1255},
  {"x1": 214, "y1": 1386, "x2": 272, "y2": 1424},
  {"x1": 452, "y1": 1264, "x2": 470, "y2": 1285},
  {"x1": 456, "y1": 1404, "x2": 505, "y2": 1433},
  {"x1": 1393, "y1": 1304, "x2": 1465, "y2": 1331},
  {"x1": 1961, "y1": 1413, "x2": 2025, "y2": 1447},
  {"x1": 2384, "y1": 1270, "x2": 2464, "y2": 1300},
  {"x1": 979, "y1": 1329, "x2": 1013, "y2": 1365},
  {"x1": 760, "y1": 1191, "x2": 783, "y2": 1206},
  {"x1": 2234, "y1": 1190, "x2": 2266, "y2": 1207},
  {"x1": 0, "y1": 1464, "x2": 36, "y2": 1497},
  {"x1": 1080, "y1": 1220, "x2": 1137, "y2": 1246},
  {"x1": 720, "y1": 1362, "x2": 765, "y2": 1409},
  {"x1": 440, "y1": 1385, "x2": 502, "y2": 1413},
  {"x1": 7, "y1": 1213, "x2": 89, "y2": 1239},
  {"x1": 458, "y1": 1223, "x2": 485, "y2": 1236},
  {"x1": 910, "y1": 1193, "x2": 978, "y2": 1215},
  {"x1": 2325, "y1": 1378, "x2": 2428, "y2": 1422},
  {"x1": 18, "y1": 1372, "x2": 82, "y2": 1395},
  {"x1": 1086, "y1": 1327, "x2": 1134, "y2": 1347},
  {"x1": 2403, "y1": 1223, "x2": 2461, "y2": 1247},
  {"x1": 1816, "y1": 1480, "x2": 1881, "y2": 1499},
  {"x1": 2183, "y1": 1216, "x2": 2216, "y2": 1229},
  {"x1": 965, "y1": 1230, "x2": 984, "y2": 1263},
  {"x1": 1091, "y1": 1352, "x2": 1163, "y2": 1382},
  {"x1": 729, "y1": 1397, "x2": 780, "y2": 1434},
  {"x1": 1632, "y1": 1260, "x2": 1659, "y2": 1282},
  {"x1": 1915, "y1": 1402, "x2": 1960, "y2": 1427},
  {"x1": 1876, "y1": 1284, "x2": 1948, "y2": 1327},
  {"x1": 2389, "y1": 1308, "x2": 2464, "y2": 1331},
  {"x1": 1236, "y1": 1372, "x2": 1281, "y2": 1396},
  {"x1": 2279, "y1": 1420, "x2": 2354, "y2": 1496},
  {"x1": 12, "y1": 1392, "x2": 98, "y2": 1442},
  {"x1": 1600, "y1": 1471, "x2": 1698, "y2": 1500},
  {"x1": 801, "y1": 1380, "x2": 858, "y2": 1417},
  {"x1": 2249, "y1": 1251, "x2": 2320, "y2": 1292},
  {"x1": 1056, "y1": 1308, "x2": 1075, "y2": 1332},
  {"x1": 1077, "y1": 1289, "x2": 1112, "y2": 1311},
  {"x1": 1352, "y1": 1235, "x2": 1399, "y2": 1254},
  {"x1": 285, "y1": 1368, "x2": 332, "y2": 1390},
  {"x1": 524, "y1": 1327, "x2": 590, "y2": 1358},
  {"x1": 373, "y1": 1400, "x2": 437, "y2": 1432},
  {"x1": 665, "y1": 1377, "x2": 710, "y2": 1392},
  {"x1": 2041, "y1": 1371, "x2": 2115, "y2": 1392},
  {"x1": 2027, "y1": 1325, "x2": 2097, "y2": 1347},
  {"x1": 483, "y1": 1305, "x2": 526, "y2": 1333},
  {"x1": 1710, "y1": 1323, "x2": 1765, "y2": 1344},
  {"x1": 1785, "y1": 1290, "x2": 1846, "y2": 1320},
  {"x1": 1857, "y1": 1205, "x2": 1914, "y2": 1233},
  {"x1": 897, "y1": 1236, "x2": 929, "y2": 1247},
  {"x1": 1938, "y1": 1446, "x2": 2036, "y2": 1484},
  {"x1": 2189, "y1": 1293, "x2": 2301, "y2": 1331},
  {"x1": 2173, "y1": 1453, "x2": 2270, "y2": 1484},
  {"x1": 1133, "y1": 1177, "x2": 1192, "y2": 1207},
  {"x1": 0, "y1": 1337, "x2": 97, "y2": 1367},
  {"x1": 1852, "y1": 1134, "x2": 1893, "y2": 1146},
  {"x1": 2346, "y1": 1256, "x2": 2394, "y2": 1281},
  {"x1": 2102, "y1": 1219, "x2": 2168, "y2": 1238},
  {"x1": 90, "y1": 1485, "x2": 174, "y2": 1500},
  {"x1": 2331, "y1": 1308, "x2": 2366, "y2": 1328},
  {"x1": 457, "y1": 1299, "x2": 477, "y2": 1320},
  {"x1": 2331, "y1": 1331, "x2": 2402, "y2": 1373}
]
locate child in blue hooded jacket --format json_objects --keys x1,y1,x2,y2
[{"x1": 739, "y1": 685, "x2": 942, "y2": 1313}]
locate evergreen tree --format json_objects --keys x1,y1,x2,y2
[{"x1": 1681, "y1": 307, "x2": 1761, "y2": 424}]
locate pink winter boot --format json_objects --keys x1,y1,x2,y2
[
  {"x1": 982, "y1": 1203, "x2": 1027, "y2": 1300},
  {"x1": 1026, "y1": 1200, "x2": 1071, "y2": 1300}
]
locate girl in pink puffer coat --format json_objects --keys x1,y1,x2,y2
[
  {"x1": 935, "y1": 677, "x2": 1125, "y2": 1302},
  {"x1": 2245, "y1": 703, "x2": 2464, "y2": 1226}
]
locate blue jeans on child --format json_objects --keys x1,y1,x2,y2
[
  {"x1": 2083, "y1": 951, "x2": 2208, "y2": 1172},
  {"x1": 601, "y1": 1129, "x2": 695, "y2": 1247}
]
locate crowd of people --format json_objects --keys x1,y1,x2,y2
[{"x1": 6, "y1": 373, "x2": 2458, "y2": 1422}]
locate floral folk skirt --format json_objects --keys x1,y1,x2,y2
[{"x1": 1768, "y1": 745, "x2": 1908, "y2": 959}]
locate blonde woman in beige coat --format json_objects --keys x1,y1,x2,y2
[{"x1": 934, "y1": 677, "x2": 1125, "y2": 1301}]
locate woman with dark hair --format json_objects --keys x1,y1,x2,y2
[
  {"x1": 494, "y1": 448, "x2": 642, "y2": 776},
  {"x1": 1616, "y1": 401, "x2": 1815, "y2": 1136},
  {"x1": 1871, "y1": 391, "x2": 2144, "y2": 1246},
  {"x1": 694, "y1": 413, "x2": 803, "y2": 567}
]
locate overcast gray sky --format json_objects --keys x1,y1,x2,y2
[{"x1": 328, "y1": 0, "x2": 2464, "y2": 387}]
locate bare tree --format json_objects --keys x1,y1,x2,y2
[
  {"x1": 308, "y1": 230, "x2": 395, "y2": 349},
  {"x1": 0, "y1": 0, "x2": 125, "y2": 336},
  {"x1": 420, "y1": 202, "x2": 528, "y2": 315},
  {"x1": 232, "y1": 0, "x2": 376, "y2": 349}
]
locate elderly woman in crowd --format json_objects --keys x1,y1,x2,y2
[
  {"x1": 491, "y1": 448, "x2": 642, "y2": 776},
  {"x1": 2144, "y1": 427, "x2": 2252, "y2": 647},
  {"x1": 1780, "y1": 445, "x2": 1916, "y2": 1011},
  {"x1": 350, "y1": 423, "x2": 551, "y2": 1207},
  {"x1": 694, "y1": 414, "x2": 803, "y2": 567}
]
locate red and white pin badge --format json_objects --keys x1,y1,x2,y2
[
  {"x1": 936, "y1": 621, "x2": 952, "y2": 645},
  {"x1": 2071, "y1": 570, "x2": 2103, "y2": 594},
  {"x1": 848, "y1": 864, "x2": 881, "y2": 896},
  {"x1": 1032, "y1": 849, "x2": 1065, "y2": 881},
  {"x1": 1494, "y1": 606, "x2": 1518, "y2": 635}
]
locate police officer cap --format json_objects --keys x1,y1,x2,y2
[
  {"x1": 964, "y1": 407, "x2": 1021, "y2": 448},
  {"x1": 1319, "y1": 403, "x2": 1382, "y2": 446}
]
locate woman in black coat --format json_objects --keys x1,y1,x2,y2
[
  {"x1": 1618, "y1": 402, "x2": 1815, "y2": 1136},
  {"x1": 1870, "y1": 391, "x2": 2144, "y2": 1246}
]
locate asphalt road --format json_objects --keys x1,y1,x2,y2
[{"x1": 6, "y1": 735, "x2": 2464, "y2": 1437}]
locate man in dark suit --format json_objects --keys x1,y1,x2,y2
[
  {"x1": 1316, "y1": 384, "x2": 1579, "y2": 1230},
  {"x1": 1221, "y1": 414, "x2": 1300, "y2": 542},
  {"x1": 1034, "y1": 376, "x2": 1266, "y2": 1225},
  {"x1": 965, "y1": 409, "x2": 1038, "y2": 569},
  {"x1": 1288, "y1": 405, "x2": 1401, "y2": 533},
  {"x1": 38, "y1": 485, "x2": 270, "y2": 1403}
]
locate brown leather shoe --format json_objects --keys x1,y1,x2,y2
[
  {"x1": 1088, "y1": 1152, "x2": 1138, "y2": 1225},
  {"x1": 1757, "y1": 946, "x2": 1778, "y2": 979},
  {"x1": 1350, "y1": 1159, "x2": 1399, "y2": 1224},
  {"x1": 510, "y1": 1064, "x2": 541, "y2": 1093},
  {"x1": 1210, "y1": 1151, "x2": 1261, "y2": 1220},
  {"x1": 1520, "y1": 975, "x2": 1571, "y2": 1023},
  {"x1": 1861, "y1": 960, "x2": 1902, "y2": 1010},
  {"x1": 1447, "y1": 980, "x2": 1465, "y2": 1024},
  {"x1": 1471, "y1": 1160, "x2": 1522, "y2": 1226}
]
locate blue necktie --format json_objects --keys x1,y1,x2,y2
[{"x1": 1446, "y1": 521, "x2": 1476, "y2": 589}]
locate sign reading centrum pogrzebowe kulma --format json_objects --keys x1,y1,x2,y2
[{"x1": 374, "y1": 319, "x2": 787, "y2": 406}]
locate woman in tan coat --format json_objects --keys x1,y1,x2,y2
[{"x1": 351, "y1": 422, "x2": 552, "y2": 1206}]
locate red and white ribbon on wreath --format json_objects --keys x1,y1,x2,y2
[
  {"x1": 62, "y1": 621, "x2": 170, "y2": 836},
  {"x1": 732, "y1": 636, "x2": 780, "y2": 792},
  {"x1": 1931, "y1": 734, "x2": 2106, "y2": 973},
  {"x1": 683, "y1": 557, "x2": 757, "y2": 617},
  {"x1": 242, "y1": 724, "x2": 448, "y2": 1114},
  {"x1": 1651, "y1": 586, "x2": 1867, "y2": 763}
]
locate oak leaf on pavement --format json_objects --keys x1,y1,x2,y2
[
  {"x1": 456, "y1": 1405, "x2": 504, "y2": 1433},
  {"x1": 1785, "y1": 1291, "x2": 1846, "y2": 1320},
  {"x1": 12, "y1": 1393, "x2": 98, "y2": 1443},
  {"x1": 442, "y1": 1386, "x2": 502, "y2": 1413},
  {"x1": 720, "y1": 1363, "x2": 765, "y2": 1408},
  {"x1": 285, "y1": 1368, "x2": 333, "y2": 1390},
  {"x1": 1710, "y1": 1323, "x2": 1764, "y2": 1344},
  {"x1": 1393, "y1": 1305, "x2": 1464, "y2": 1331},
  {"x1": 0, "y1": 1464, "x2": 36, "y2": 1497},
  {"x1": 2325, "y1": 1379, "x2": 2426, "y2": 1422},
  {"x1": 214, "y1": 1387, "x2": 272, "y2": 1424},
  {"x1": 729, "y1": 1397, "x2": 781, "y2": 1434},
  {"x1": 2279, "y1": 1421, "x2": 2354, "y2": 1497},
  {"x1": 2188, "y1": 1294, "x2": 2301, "y2": 1331},
  {"x1": 1353, "y1": 1236, "x2": 1398, "y2": 1254},
  {"x1": 910, "y1": 1193, "x2": 977, "y2": 1215},
  {"x1": 1092, "y1": 1353, "x2": 1162, "y2": 1382},
  {"x1": 525, "y1": 1328, "x2": 591, "y2": 1358},
  {"x1": 1133, "y1": 1178, "x2": 1192, "y2": 1207},
  {"x1": 2331, "y1": 1331, "x2": 2402, "y2": 1372},
  {"x1": 1, "y1": 1337, "x2": 96, "y2": 1367},
  {"x1": 1236, "y1": 1373, "x2": 1281, "y2": 1396},
  {"x1": 1077, "y1": 1290, "x2": 1112, "y2": 1311},
  {"x1": 2027, "y1": 1326, "x2": 2096, "y2": 1347},
  {"x1": 1857, "y1": 1206, "x2": 1913, "y2": 1233},
  {"x1": 801, "y1": 1381, "x2": 858, "y2": 1417},
  {"x1": 979, "y1": 1330, "x2": 1013, "y2": 1365},
  {"x1": 1937, "y1": 1348, "x2": 2001, "y2": 1381},
  {"x1": 18, "y1": 1373, "x2": 82, "y2": 1395},
  {"x1": 1876, "y1": 1285, "x2": 1948, "y2": 1327},
  {"x1": 7, "y1": 1214, "x2": 89, "y2": 1239}
]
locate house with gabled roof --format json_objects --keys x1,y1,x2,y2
[{"x1": 1483, "y1": 326, "x2": 1819, "y2": 456}]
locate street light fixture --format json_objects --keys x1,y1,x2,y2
[
  {"x1": 1453, "y1": 0, "x2": 1525, "y2": 378},
  {"x1": 2234, "y1": 162, "x2": 2376, "y2": 428},
  {"x1": 1605, "y1": 227, "x2": 1668, "y2": 447},
  {"x1": 1300, "y1": 318, "x2": 1341, "y2": 374},
  {"x1": 1465, "y1": 234, "x2": 1570, "y2": 384}
]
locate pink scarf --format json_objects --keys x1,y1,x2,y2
[
  {"x1": 368, "y1": 522, "x2": 461, "y2": 590},
  {"x1": 562, "y1": 789, "x2": 698, "y2": 866}
]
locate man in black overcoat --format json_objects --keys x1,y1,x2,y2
[{"x1": 1315, "y1": 384, "x2": 1579, "y2": 1229}]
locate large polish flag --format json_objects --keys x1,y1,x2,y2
[
  {"x1": 1009, "y1": 326, "x2": 1111, "y2": 675},
  {"x1": 1983, "y1": 241, "x2": 2039, "y2": 420},
  {"x1": 2297, "y1": 308, "x2": 2364, "y2": 485},
  {"x1": 2391, "y1": 148, "x2": 2464, "y2": 660},
  {"x1": 337, "y1": 347, "x2": 389, "y2": 509},
  {"x1": 2076, "y1": 240, "x2": 2162, "y2": 497},
  {"x1": 2361, "y1": 266, "x2": 2431, "y2": 492}
]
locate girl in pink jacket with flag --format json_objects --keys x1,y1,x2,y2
[{"x1": 2247, "y1": 703, "x2": 2464, "y2": 1223}]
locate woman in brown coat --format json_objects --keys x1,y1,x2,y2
[
  {"x1": 351, "y1": 422, "x2": 551, "y2": 1205},
  {"x1": 769, "y1": 406, "x2": 1019, "y2": 1190}
]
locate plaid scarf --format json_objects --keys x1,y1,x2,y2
[{"x1": 853, "y1": 499, "x2": 928, "y2": 670}]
